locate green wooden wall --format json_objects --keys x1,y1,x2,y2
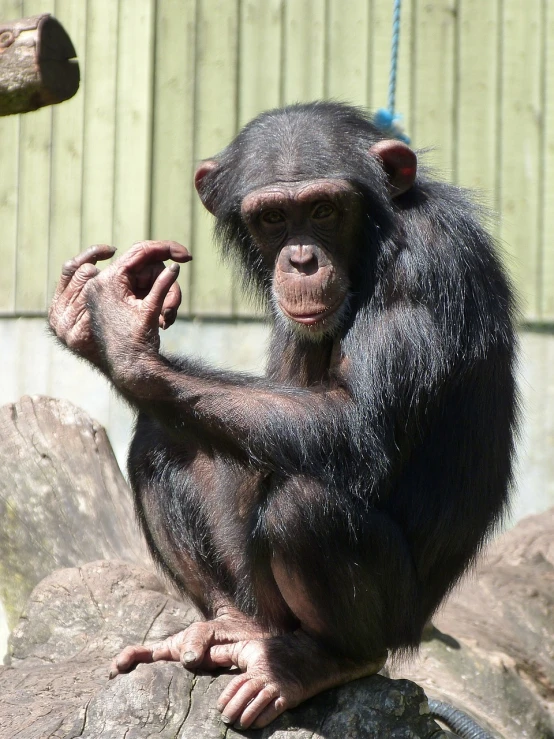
[{"x1": 0, "y1": 0, "x2": 553, "y2": 321}]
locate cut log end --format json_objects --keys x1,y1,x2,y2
[{"x1": 0, "y1": 14, "x2": 80, "y2": 116}]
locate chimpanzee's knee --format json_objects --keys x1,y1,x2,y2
[{"x1": 259, "y1": 475, "x2": 423, "y2": 659}]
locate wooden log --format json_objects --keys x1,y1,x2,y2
[
  {"x1": 0, "y1": 14, "x2": 79, "y2": 116},
  {"x1": 0, "y1": 396, "x2": 148, "y2": 630}
]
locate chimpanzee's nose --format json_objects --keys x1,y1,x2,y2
[{"x1": 289, "y1": 245, "x2": 318, "y2": 274}]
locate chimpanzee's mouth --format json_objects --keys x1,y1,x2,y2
[{"x1": 279, "y1": 299, "x2": 342, "y2": 326}]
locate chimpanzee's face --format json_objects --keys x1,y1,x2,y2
[
  {"x1": 240, "y1": 179, "x2": 361, "y2": 337},
  {"x1": 194, "y1": 126, "x2": 416, "y2": 341}
]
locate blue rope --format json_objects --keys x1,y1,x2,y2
[
  {"x1": 374, "y1": 0, "x2": 410, "y2": 143},
  {"x1": 388, "y1": 0, "x2": 401, "y2": 115}
]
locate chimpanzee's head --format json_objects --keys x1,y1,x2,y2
[{"x1": 194, "y1": 102, "x2": 417, "y2": 339}]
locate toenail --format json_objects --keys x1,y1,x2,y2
[{"x1": 182, "y1": 651, "x2": 197, "y2": 665}]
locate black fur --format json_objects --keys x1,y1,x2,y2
[{"x1": 128, "y1": 102, "x2": 518, "y2": 662}]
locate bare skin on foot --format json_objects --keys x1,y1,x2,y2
[
  {"x1": 109, "y1": 606, "x2": 270, "y2": 678},
  {"x1": 209, "y1": 631, "x2": 387, "y2": 730}
]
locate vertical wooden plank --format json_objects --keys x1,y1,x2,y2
[
  {"x1": 80, "y1": 0, "x2": 119, "y2": 252},
  {"x1": 233, "y1": 0, "x2": 284, "y2": 317},
  {"x1": 541, "y1": 1, "x2": 554, "y2": 319},
  {"x1": 394, "y1": 0, "x2": 414, "y2": 134},
  {"x1": 282, "y1": 0, "x2": 326, "y2": 103},
  {"x1": 15, "y1": 0, "x2": 54, "y2": 313},
  {"x1": 0, "y1": 0, "x2": 23, "y2": 313},
  {"x1": 238, "y1": 0, "x2": 283, "y2": 124},
  {"x1": 47, "y1": 0, "x2": 87, "y2": 301},
  {"x1": 150, "y1": 0, "x2": 197, "y2": 316},
  {"x1": 326, "y1": 0, "x2": 370, "y2": 106},
  {"x1": 498, "y1": 0, "x2": 543, "y2": 320},
  {"x1": 411, "y1": 0, "x2": 457, "y2": 176},
  {"x1": 112, "y1": 0, "x2": 155, "y2": 249},
  {"x1": 455, "y1": 0, "x2": 500, "y2": 195},
  {"x1": 370, "y1": 0, "x2": 393, "y2": 112},
  {"x1": 370, "y1": 0, "x2": 414, "y2": 134},
  {"x1": 191, "y1": 0, "x2": 239, "y2": 316}
]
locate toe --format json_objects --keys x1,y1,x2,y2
[
  {"x1": 110, "y1": 645, "x2": 155, "y2": 676},
  {"x1": 179, "y1": 622, "x2": 215, "y2": 668},
  {"x1": 251, "y1": 696, "x2": 289, "y2": 729},
  {"x1": 220, "y1": 679, "x2": 267, "y2": 727},
  {"x1": 235, "y1": 685, "x2": 281, "y2": 729},
  {"x1": 217, "y1": 673, "x2": 250, "y2": 713}
]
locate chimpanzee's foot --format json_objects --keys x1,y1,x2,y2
[
  {"x1": 209, "y1": 631, "x2": 387, "y2": 730},
  {"x1": 109, "y1": 606, "x2": 270, "y2": 678}
]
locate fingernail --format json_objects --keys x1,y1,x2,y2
[
  {"x1": 108, "y1": 669, "x2": 117, "y2": 680},
  {"x1": 221, "y1": 715, "x2": 233, "y2": 725},
  {"x1": 169, "y1": 262, "x2": 180, "y2": 273},
  {"x1": 181, "y1": 651, "x2": 197, "y2": 665}
]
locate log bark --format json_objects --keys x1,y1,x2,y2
[
  {"x1": 0, "y1": 14, "x2": 79, "y2": 116},
  {"x1": 0, "y1": 560, "x2": 444, "y2": 739},
  {"x1": 0, "y1": 396, "x2": 147, "y2": 629},
  {"x1": 391, "y1": 508, "x2": 554, "y2": 738}
]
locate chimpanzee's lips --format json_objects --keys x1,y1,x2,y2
[{"x1": 279, "y1": 300, "x2": 341, "y2": 325}]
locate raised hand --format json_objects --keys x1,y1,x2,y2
[
  {"x1": 48, "y1": 244, "x2": 116, "y2": 363},
  {"x1": 49, "y1": 240, "x2": 191, "y2": 379}
]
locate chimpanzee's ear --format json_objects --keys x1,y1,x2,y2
[
  {"x1": 369, "y1": 140, "x2": 417, "y2": 197},
  {"x1": 194, "y1": 159, "x2": 220, "y2": 214}
]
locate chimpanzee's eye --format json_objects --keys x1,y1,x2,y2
[
  {"x1": 312, "y1": 203, "x2": 335, "y2": 220},
  {"x1": 261, "y1": 210, "x2": 285, "y2": 224}
]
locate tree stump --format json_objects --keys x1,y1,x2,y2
[
  {"x1": 0, "y1": 560, "x2": 445, "y2": 739},
  {"x1": 0, "y1": 14, "x2": 79, "y2": 116},
  {"x1": 0, "y1": 395, "x2": 147, "y2": 629}
]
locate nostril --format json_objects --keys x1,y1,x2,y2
[
  {"x1": 289, "y1": 245, "x2": 316, "y2": 267},
  {"x1": 290, "y1": 254, "x2": 316, "y2": 268},
  {"x1": 289, "y1": 255, "x2": 318, "y2": 276}
]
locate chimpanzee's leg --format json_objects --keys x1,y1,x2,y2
[
  {"x1": 110, "y1": 414, "x2": 296, "y2": 677},
  {"x1": 209, "y1": 474, "x2": 422, "y2": 729}
]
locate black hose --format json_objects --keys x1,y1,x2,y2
[{"x1": 428, "y1": 699, "x2": 497, "y2": 739}]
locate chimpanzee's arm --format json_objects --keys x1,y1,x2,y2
[
  {"x1": 89, "y1": 298, "x2": 443, "y2": 477},
  {"x1": 48, "y1": 241, "x2": 449, "y2": 476},
  {"x1": 97, "y1": 342, "x2": 353, "y2": 473}
]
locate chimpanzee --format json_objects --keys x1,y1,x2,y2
[{"x1": 49, "y1": 102, "x2": 517, "y2": 730}]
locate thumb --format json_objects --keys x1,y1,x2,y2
[{"x1": 142, "y1": 263, "x2": 180, "y2": 319}]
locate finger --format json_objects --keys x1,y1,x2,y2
[
  {"x1": 53, "y1": 245, "x2": 116, "y2": 301},
  {"x1": 49, "y1": 263, "x2": 99, "y2": 326},
  {"x1": 160, "y1": 280, "x2": 182, "y2": 329},
  {"x1": 142, "y1": 264, "x2": 180, "y2": 321},
  {"x1": 120, "y1": 240, "x2": 192, "y2": 272}
]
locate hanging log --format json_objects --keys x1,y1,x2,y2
[{"x1": 0, "y1": 14, "x2": 79, "y2": 116}]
